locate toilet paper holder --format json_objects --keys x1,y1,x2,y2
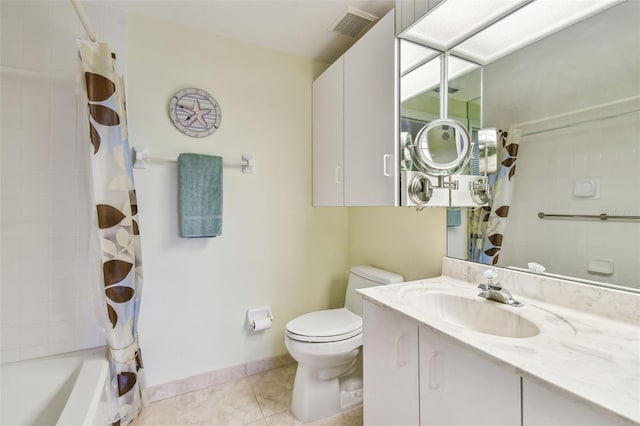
[{"x1": 246, "y1": 306, "x2": 273, "y2": 332}]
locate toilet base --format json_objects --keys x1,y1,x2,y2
[{"x1": 290, "y1": 358, "x2": 363, "y2": 423}]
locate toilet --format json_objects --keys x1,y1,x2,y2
[{"x1": 285, "y1": 265, "x2": 403, "y2": 422}]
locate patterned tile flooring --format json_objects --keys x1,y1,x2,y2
[{"x1": 132, "y1": 364, "x2": 363, "y2": 426}]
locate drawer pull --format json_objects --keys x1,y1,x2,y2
[
  {"x1": 429, "y1": 351, "x2": 440, "y2": 389},
  {"x1": 383, "y1": 154, "x2": 391, "y2": 177},
  {"x1": 396, "y1": 334, "x2": 406, "y2": 367}
]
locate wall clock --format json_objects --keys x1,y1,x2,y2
[{"x1": 169, "y1": 88, "x2": 222, "y2": 137}]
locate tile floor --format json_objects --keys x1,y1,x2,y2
[{"x1": 132, "y1": 364, "x2": 363, "y2": 426}]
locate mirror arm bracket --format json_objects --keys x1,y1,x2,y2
[
  {"x1": 437, "y1": 176, "x2": 459, "y2": 190},
  {"x1": 440, "y1": 52, "x2": 449, "y2": 120}
]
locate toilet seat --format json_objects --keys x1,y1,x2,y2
[{"x1": 286, "y1": 308, "x2": 362, "y2": 343}]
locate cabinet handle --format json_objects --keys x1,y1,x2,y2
[
  {"x1": 383, "y1": 154, "x2": 391, "y2": 177},
  {"x1": 396, "y1": 334, "x2": 406, "y2": 367},
  {"x1": 429, "y1": 351, "x2": 440, "y2": 389},
  {"x1": 335, "y1": 166, "x2": 342, "y2": 184}
]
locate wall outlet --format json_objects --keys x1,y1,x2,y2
[{"x1": 573, "y1": 177, "x2": 600, "y2": 199}]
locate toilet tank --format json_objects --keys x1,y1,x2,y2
[{"x1": 344, "y1": 265, "x2": 403, "y2": 316}]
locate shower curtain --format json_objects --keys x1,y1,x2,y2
[
  {"x1": 468, "y1": 128, "x2": 521, "y2": 265},
  {"x1": 78, "y1": 40, "x2": 147, "y2": 425}
]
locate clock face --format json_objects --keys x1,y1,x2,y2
[{"x1": 169, "y1": 88, "x2": 222, "y2": 137}]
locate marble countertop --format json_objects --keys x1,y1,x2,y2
[{"x1": 359, "y1": 270, "x2": 640, "y2": 424}]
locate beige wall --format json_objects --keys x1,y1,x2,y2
[
  {"x1": 127, "y1": 13, "x2": 349, "y2": 387},
  {"x1": 127, "y1": 13, "x2": 446, "y2": 388},
  {"x1": 348, "y1": 208, "x2": 446, "y2": 282}
]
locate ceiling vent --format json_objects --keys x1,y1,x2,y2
[
  {"x1": 328, "y1": 7, "x2": 378, "y2": 38},
  {"x1": 435, "y1": 86, "x2": 461, "y2": 94}
]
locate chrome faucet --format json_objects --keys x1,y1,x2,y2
[{"x1": 477, "y1": 269, "x2": 523, "y2": 307}]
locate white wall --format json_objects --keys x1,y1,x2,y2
[
  {"x1": 482, "y1": 2, "x2": 640, "y2": 288},
  {"x1": 0, "y1": 1, "x2": 126, "y2": 363}
]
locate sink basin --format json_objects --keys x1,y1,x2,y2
[{"x1": 406, "y1": 290, "x2": 540, "y2": 338}]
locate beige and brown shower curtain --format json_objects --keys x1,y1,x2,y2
[
  {"x1": 78, "y1": 40, "x2": 146, "y2": 425},
  {"x1": 468, "y1": 128, "x2": 521, "y2": 265}
]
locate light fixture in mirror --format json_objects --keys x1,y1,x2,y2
[
  {"x1": 400, "y1": 53, "x2": 441, "y2": 103},
  {"x1": 400, "y1": 40, "x2": 439, "y2": 75},
  {"x1": 400, "y1": 43, "x2": 480, "y2": 103},
  {"x1": 452, "y1": 0, "x2": 624, "y2": 64},
  {"x1": 403, "y1": 0, "x2": 623, "y2": 66},
  {"x1": 401, "y1": 0, "x2": 530, "y2": 51}
]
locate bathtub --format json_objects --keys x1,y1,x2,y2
[{"x1": 1, "y1": 347, "x2": 110, "y2": 426}]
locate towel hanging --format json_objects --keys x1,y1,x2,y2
[{"x1": 178, "y1": 153, "x2": 223, "y2": 238}]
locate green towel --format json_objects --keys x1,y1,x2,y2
[
  {"x1": 447, "y1": 208, "x2": 462, "y2": 227},
  {"x1": 178, "y1": 153, "x2": 223, "y2": 238}
]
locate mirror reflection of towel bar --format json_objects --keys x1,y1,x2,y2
[
  {"x1": 537, "y1": 212, "x2": 640, "y2": 221},
  {"x1": 133, "y1": 148, "x2": 253, "y2": 174}
]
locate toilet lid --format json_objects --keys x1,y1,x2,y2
[{"x1": 286, "y1": 308, "x2": 362, "y2": 343}]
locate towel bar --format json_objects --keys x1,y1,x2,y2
[
  {"x1": 537, "y1": 212, "x2": 639, "y2": 221},
  {"x1": 132, "y1": 148, "x2": 253, "y2": 174}
]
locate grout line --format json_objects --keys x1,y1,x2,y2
[{"x1": 250, "y1": 383, "x2": 267, "y2": 423}]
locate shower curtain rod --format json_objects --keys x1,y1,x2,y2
[
  {"x1": 521, "y1": 109, "x2": 640, "y2": 137},
  {"x1": 70, "y1": 0, "x2": 97, "y2": 42},
  {"x1": 514, "y1": 95, "x2": 640, "y2": 136}
]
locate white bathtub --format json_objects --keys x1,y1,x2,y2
[{"x1": 1, "y1": 347, "x2": 110, "y2": 426}]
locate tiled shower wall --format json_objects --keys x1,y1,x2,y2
[
  {"x1": 500, "y1": 114, "x2": 640, "y2": 287},
  {"x1": 0, "y1": 1, "x2": 127, "y2": 363}
]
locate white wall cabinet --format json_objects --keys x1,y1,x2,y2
[
  {"x1": 419, "y1": 325, "x2": 521, "y2": 426},
  {"x1": 312, "y1": 10, "x2": 398, "y2": 206},
  {"x1": 363, "y1": 300, "x2": 419, "y2": 426},
  {"x1": 395, "y1": 0, "x2": 439, "y2": 35},
  {"x1": 312, "y1": 57, "x2": 344, "y2": 206}
]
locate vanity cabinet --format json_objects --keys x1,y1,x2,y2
[
  {"x1": 363, "y1": 300, "x2": 419, "y2": 426},
  {"x1": 363, "y1": 300, "x2": 518, "y2": 425},
  {"x1": 522, "y1": 378, "x2": 630, "y2": 426},
  {"x1": 419, "y1": 325, "x2": 521, "y2": 426},
  {"x1": 363, "y1": 300, "x2": 625, "y2": 426},
  {"x1": 312, "y1": 10, "x2": 397, "y2": 206}
]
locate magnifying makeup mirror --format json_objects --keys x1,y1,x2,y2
[{"x1": 411, "y1": 118, "x2": 472, "y2": 176}]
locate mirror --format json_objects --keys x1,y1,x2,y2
[
  {"x1": 412, "y1": 118, "x2": 471, "y2": 176},
  {"x1": 444, "y1": 1, "x2": 640, "y2": 291},
  {"x1": 399, "y1": 39, "x2": 489, "y2": 207}
]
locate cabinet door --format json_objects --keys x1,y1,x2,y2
[
  {"x1": 312, "y1": 56, "x2": 344, "y2": 206},
  {"x1": 419, "y1": 326, "x2": 520, "y2": 426},
  {"x1": 363, "y1": 300, "x2": 419, "y2": 426},
  {"x1": 396, "y1": 0, "x2": 434, "y2": 34},
  {"x1": 522, "y1": 377, "x2": 632, "y2": 426},
  {"x1": 343, "y1": 10, "x2": 398, "y2": 206}
]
